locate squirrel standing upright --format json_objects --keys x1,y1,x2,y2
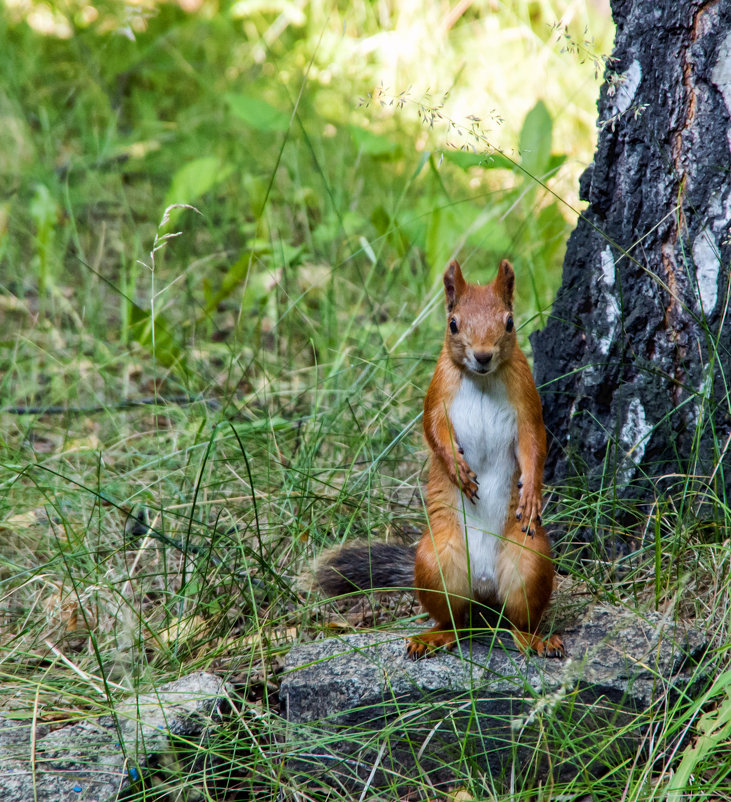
[{"x1": 317, "y1": 259, "x2": 564, "y2": 658}]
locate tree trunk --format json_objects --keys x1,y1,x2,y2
[{"x1": 531, "y1": 0, "x2": 731, "y2": 549}]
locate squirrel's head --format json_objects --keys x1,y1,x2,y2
[{"x1": 442, "y1": 259, "x2": 516, "y2": 376}]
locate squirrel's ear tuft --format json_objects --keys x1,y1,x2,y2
[
  {"x1": 495, "y1": 259, "x2": 515, "y2": 307},
  {"x1": 444, "y1": 260, "x2": 466, "y2": 311}
]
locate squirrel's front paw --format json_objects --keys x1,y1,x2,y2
[
  {"x1": 452, "y1": 455, "x2": 479, "y2": 501},
  {"x1": 516, "y1": 479, "x2": 542, "y2": 534}
]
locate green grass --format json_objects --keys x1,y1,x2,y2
[{"x1": 1, "y1": 1, "x2": 730, "y2": 800}]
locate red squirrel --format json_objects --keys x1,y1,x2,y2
[{"x1": 317, "y1": 259, "x2": 564, "y2": 659}]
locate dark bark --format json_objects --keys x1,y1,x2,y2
[{"x1": 531, "y1": 0, "x2": 731, "y2": 548}]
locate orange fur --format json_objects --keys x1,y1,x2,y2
[{"x1": 411, "y1": 259, "x2": 563, "y2": 659}]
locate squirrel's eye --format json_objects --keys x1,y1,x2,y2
[
  {"x1": 449, "y1": 318, "x2": 459, "y2": 334},
  {"x1": 506, "y1": 315, "x2": 514, "y2": 333}
]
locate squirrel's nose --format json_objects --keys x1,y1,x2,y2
[{"x1": 474, "y1": 351, "x2": 493, "y2": 366}]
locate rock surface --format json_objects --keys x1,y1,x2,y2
[
  {"x1": 0, "y1": 672, "x2": 229, "y2": 802},
  {"x1": 281, "y1": 605, "x2": 708, "y2": 792}
]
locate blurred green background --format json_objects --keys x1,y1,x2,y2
[
  {"x1": 0, "y1": 0, "x2": 614, "y2": 735},
  {"x1": 1, "y1": 0, "x2": 612, "y2": 402}
]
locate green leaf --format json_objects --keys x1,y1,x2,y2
[
  {"x1": 439, "y1": 149, "x2": 515, "y2": 171},
  {"x1": 203, "y1": 238, "x2": 304, "y2": 316},
  {"x1": 349, "y1": 125, "x2": 402, "y2": 158},
  {"x1": 127, "y1": 303, "x2": 186, "y2": 370},
  {"x1": 518, "y1": 100, "x2": 553, "y2": 179},
  {"x1": 464, "y1": 216, "x2": 512, "y2": 255},
  {"x1": 203, "y1": 253, "x2": 252, "y2": 314},
  {"x1": 370, "y1": 206, "x2": 412, "y2": 257},
  {"x1": 29, "y1": 184, "x2": 58, "y2": 228},
  {"x1": 370, "y1": 205, "x2": 391, "y2": 237},
  {"x1": 231, "y1": 416, "x2": 291, "y2": 435},
  {"x1": 663, "y1": 672, "x2": 731, "y2": 801},
  {"x1": 225, "y1": 93, "x2": 290, "y2": 132},
  {"x1": 546, "y1": 153, "x2": 567, "y2": 175},
  {"x1": 425, "y1": 206, "x2": 460, "y2": 281},
  {"x1": 164, "y1": 156, "x2": 233, "y2": 223}
]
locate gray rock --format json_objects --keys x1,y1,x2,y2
[
  {"x1": 0, "y1": 672, "x2": 229, "y2": 802},
  {"x1": 280, "y1": 605, "x2": 708, "y2": 792}
]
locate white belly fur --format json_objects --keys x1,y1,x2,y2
[{"x1": 449, "y1": 373, "x2": 517, "y2": 599}]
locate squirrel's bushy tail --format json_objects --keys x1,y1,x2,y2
[{"x1": 316, "y1": 542, "x2": 415, "y2": 596}]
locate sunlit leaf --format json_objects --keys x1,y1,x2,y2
[
  {"x1": 225, "y1": 93, "x2": 290, "y2": 132},
  {"x1": 164, "y1": 156, "x2": 233, "y2": 223},
  {"x1": 439, "y1": 149, "x2": 515, "y2": 171},
  {"x1": 349, "y1": 125, "x2": 402, "y2": 158},
  {"x1": 518, "y1": 100, "x2": 553, "y2": 179}
]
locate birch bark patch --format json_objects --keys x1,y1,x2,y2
[
  {"x1": 597, "y1": 247, "x2": 620, "y2": 355},
  {"x1": 692, "y1": 228, "x2": 719, "y2": 316},
  {"x1": 620, "y1": 396, "x2": 651, "y2": 467},
  {"x1": 711, "y1": 31, "x2": 731, "y2": 117},
  {"x1": 614, "y1": 59, "x2": 642, "y2": 115}
]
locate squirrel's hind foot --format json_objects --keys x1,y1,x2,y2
[
  {"x1": 406, "y1": 626, "x2": 459, "y2": 659},
  {"x1": 541, "y1": 634, "x2": 565, "y2": 657},
  {"x1": 512, "y1": 629, "x2": 565, "y2": 658}
]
